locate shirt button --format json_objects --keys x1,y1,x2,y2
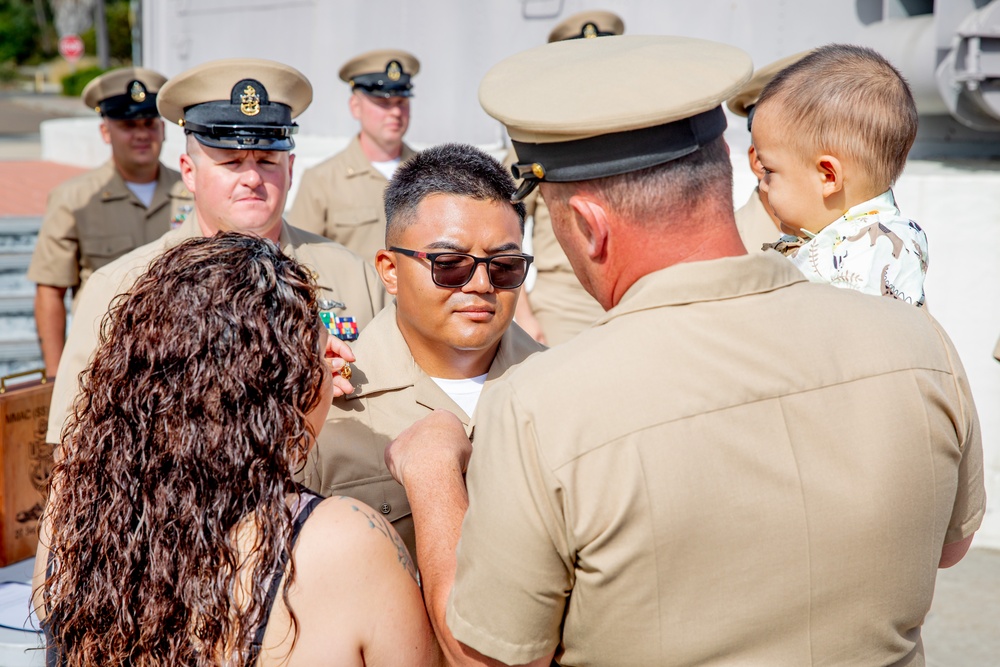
[{"x1": 380, "y1": 502, "x2": 391, "y2": 515}]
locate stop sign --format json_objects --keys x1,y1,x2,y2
[{"x1": 58, "y1": 34, "x2": 84, "y2": 63}]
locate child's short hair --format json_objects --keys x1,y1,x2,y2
[{"x1": 755, "y1": 44, "x2": 917, "y2": 191}]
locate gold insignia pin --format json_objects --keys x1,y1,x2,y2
[
  {"x1": 129, "y1": 81, "x2": 146, "y2": 103},
  {"x1": 583, "y1": 23, "x2": 598, "y2": 38},
  {"x1": 531, "y1": 163, "x2": 546, "y2": 179},
  {"x1": 387, "y1": 61, "x2": 402, "y2": 82},
  {"x1": 340, "y1": 363, "x2": 352, "y2": 381},
  {"x1": 240, "y1": 85, "x2": 261, "y2": 116}
]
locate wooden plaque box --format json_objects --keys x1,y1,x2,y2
[{"x1": 0, "y1": 371, "x2": 53, "y2": 567}]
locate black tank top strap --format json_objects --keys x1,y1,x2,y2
[{"x1": 246, "y1": 489, "x2": 324, "y2": 666}]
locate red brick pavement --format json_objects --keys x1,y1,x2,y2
[{"x1": 0, "y1": 161, "x2": 86, "y2": 217}]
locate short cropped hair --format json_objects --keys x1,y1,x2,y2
[
  {"x1": 755, "y1": 44, "x2": 917, "y2": 190},
  {"x1": 384, "y1": 143, "x2": 526, "y2": 245},
  {"x1": 545, "y1": 136, "x2": 734, "y2": 228}
]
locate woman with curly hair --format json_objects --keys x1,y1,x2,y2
[{"x1": 31, "y1": 233, "x2": 439, "y2": 666}]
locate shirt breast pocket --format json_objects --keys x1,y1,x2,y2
[
  {"x1": 330, "y1": 206, "x2": 380, "y2": 229},
  {"x1": 79, "y1": 234, "x2": 137, "y2": 270}
]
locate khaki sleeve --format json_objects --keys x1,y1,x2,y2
[
  {"x1": 446, "y1": 380, "x2": 569, "y2": 665},
  {"x1": 46, "y1": 266, "x2": 120, "y2": 446},
  {"x1": 288, "y1": 167, "x2": 327, "y2": 236},
  {"x1": 27, "y1": 187, "x2": 81, "y2": 288},
  {"x1": 938, "y1": 326, "x2": 987, "y2": 544}
]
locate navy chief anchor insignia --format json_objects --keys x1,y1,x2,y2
[{"x1": 240, "y1": 85, "x2": 260, "y2": 116}]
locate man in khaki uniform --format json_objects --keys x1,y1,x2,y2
[
  {"x1": 385, "y1": 36, "x2": 985, "y2": 667},
  {"x1": 27, "y1": 67, "x2": 193, "y2": 376},
  {"x1": 510, "y1": 10, "x2": 622, "y2": 346},
  {"x1": 726, "y1": 51, "x2": 813, "y2": 253},
  {"x1": 46, "y1": 58, "x2": 387, "y2": 447},
  {"x1": 289, "y1": 49, "x2": 419, "y2": 264},
  {"x1": 301, "y1": 143, "x2": 544, "y2": 560}
]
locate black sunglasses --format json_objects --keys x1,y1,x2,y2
[{"x1": 389, "y1": 247, "x2": 533, "y2": 289}]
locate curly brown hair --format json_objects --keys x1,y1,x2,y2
[{"x1": 41, "y1": 232, "x2": 327, "y2": 665}]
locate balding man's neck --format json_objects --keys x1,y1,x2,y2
[{"x1": 605, "y1": 209, "x2": 748, "y2": 308}]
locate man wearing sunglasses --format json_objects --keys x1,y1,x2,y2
[{"x1": 300, "y1": 143, "x2": 545, "y2": 561}]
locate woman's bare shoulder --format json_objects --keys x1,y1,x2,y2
[
  {"x1": 263, "y1": 496, "x2": 438, "y2": 667},
  {"x1": 296, "y1": 495, "x2": 418, "y2": 584}
]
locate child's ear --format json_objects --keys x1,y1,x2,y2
[
  {"x1": 748, "y1": 146, "x2": 766, "y2": 181},
  {"x1": 816, "y1": 155, "x2": 844, "y2": 198}
]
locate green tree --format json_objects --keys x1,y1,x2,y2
[
  {"x1": 0, "y1": 0, "x2": 41, "y2": 64},
  {"x1": 81, "y1": 0, "x2": 132, "y2": 63}
]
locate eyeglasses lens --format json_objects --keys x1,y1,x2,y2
[{"x1": 431, "y1": 254, "x2": 527, "y2": 289}]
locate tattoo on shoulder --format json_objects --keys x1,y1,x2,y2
[{"x1": 338, "y1": 498, "x2": 418, "y2": 582}]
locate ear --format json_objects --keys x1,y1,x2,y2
[
  {"x1": 287, "y1": 152, "x2": 295, "y2": 189},
  {"x1": 349, "y1": 92, "x2": 362, "y2": 121},
  {"x1": 748, "y1": 145, "x2": 766, "y2": 181},
  {"x1": 179, "y1": 152, "x2": 197, "y2": 194},
  {"x1": 817, "y1": 154, "x2": 844, "y2": 198},
  {"x1": 99, "y1": 120, "x2": 111, "y2": 145},
  {"x1": 566, "y1": 194, "x2": 610, "y2": 261},
  {"x1": 375, "y1": 248, "x2": 399, "y2": 295}
]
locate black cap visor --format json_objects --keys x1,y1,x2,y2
[
  {"x1": 352, "y1": 72, "x2": 414, "y2": 98},
  {"x1": 99, "y1": 94, "x2": 160, "y2": 120},
  {"x1": 182, "y1": 98, "x2": 297, "y2": 151},
  {"x1": 509, "y1": 106, "x2": 727, "y2": 202},
  {"x1": 184, "y1": 122, "x2": 297, "y2": 151}
]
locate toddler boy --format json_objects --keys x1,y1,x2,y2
[{"x1": 752, "y1": 44, "x2": 927, "y2": 306}]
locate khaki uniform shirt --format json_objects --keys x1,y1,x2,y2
[
  {"x1": 448, "y1": 252, "x2": 985, "y2": 667},
  {"x1": 300, "y1": 301, "x2": 545, "y2": 559},
  {"x1": 503, "y1": 149, "x2": 603, "y2": 345},
  {"x1": 46, "y1": 215, "x2": 387, "y2": 445},
  {"x1": 288, "y1": 136, "x2": 417, "y2": 264},
  {"x1": 734, "y1": 186, "x2": 781, "y2": 254},
  {"x1": 27, "y1": 160, "x2": 192, "y2": 301}
]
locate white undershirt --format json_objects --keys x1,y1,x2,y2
[
  {"x1": 430, "y1": 373, "x2": 488, "y2": 418},
  {"x1": 371, "y1": 157, "x2": 402, "y2": 181},
  {"x1": 125, "y1": 180, "x2": 157, "y2": 207}
]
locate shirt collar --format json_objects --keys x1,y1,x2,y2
[
  {"x1": 841, "y1": 189, "x2": 899, "y2": 224},
  {"x1": 599, "y1": 252, "x2": 807, "y2": 325},
  {"x1": 98, "y1": 160, "x2": 173, "y2": 211},
  {"x1": 344, "y1": 135, "x2": 417, "y2": 179},
  {"x1": 348, "y1": 300, "x2": 544, "y2": 398},
  {"x1": 784, "y1": 189, "x2": 900, "y2": 253}
]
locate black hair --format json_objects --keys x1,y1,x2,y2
[{"x1": 384, "y1": 143, "x2": 526, "y2": 245}]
